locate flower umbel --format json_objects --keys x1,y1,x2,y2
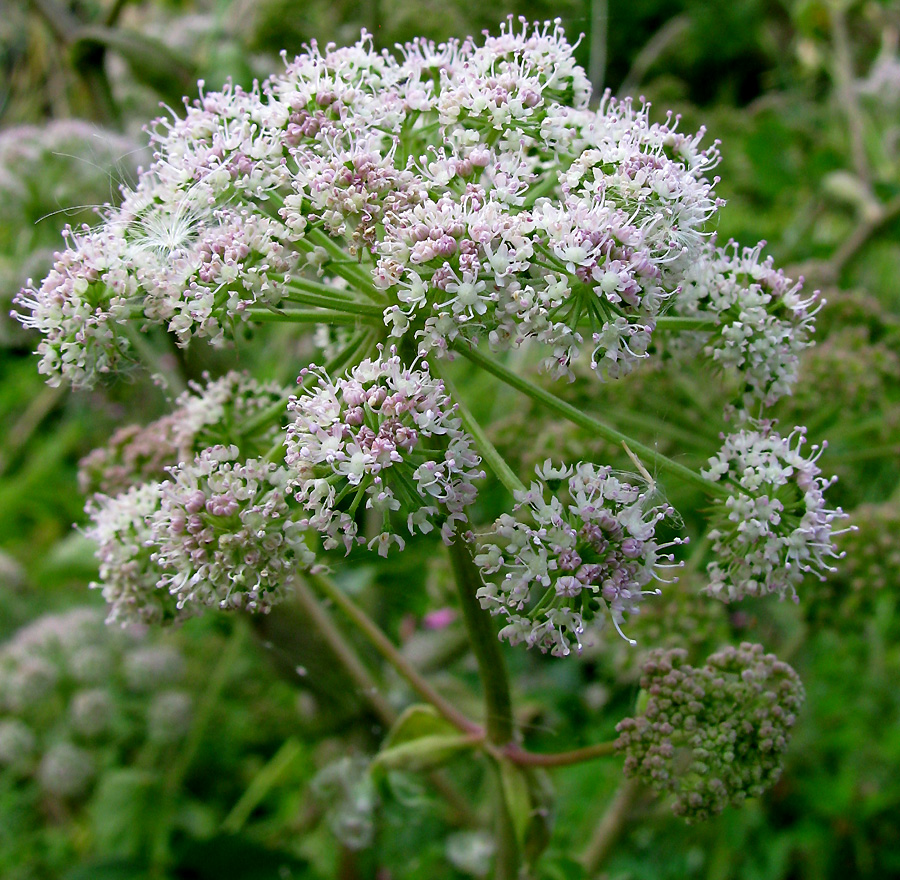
[
  {"x1": 149, "y1": 445, "x2": 315, "y2": 615},
  {"x1": 674, "y1": 240, "x2": 820, "y2": 406},
  {"x1": 285, "y1": 350, "x2": 483, "y2": 555},
  {"x1": 474, "y1": 461, "x2": 683, "y2": 657},
  {"x1": 615, "y1": 643, "x2": 804, "y2": 822},
  {"x1": 703, "y1": 420, "x2": 849, "y2": 602},
  {"x1": 87, "y1": 447, "x2": 314, "y2": 623}
]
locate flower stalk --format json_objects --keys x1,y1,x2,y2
[
  {"x1": 456, "y1": 343, "x2": 732, "y2": 500},
  {"x1": 307, "y1": 572, "x2": 482, "y2": 736}
]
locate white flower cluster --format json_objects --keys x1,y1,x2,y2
[
  {"x1": 285, "y1": 350, "x2": 483, "y2": 555},
  {"x1": 14, "y1": 225, "x2": 137, "y2": 387},
  {"x1": 474, "y1": 461, "x2": 683, "y2": 657},
  {"x1": 702, "y1": 421, "x2": 848, "y2": 602},
  {"x1": 87, "y1": 482, "x2": 173, "y2": 625},
  {"x1": 15, "y1": 18, "x2": 722, "y2": 387},
  {"x1": 675, "y1": 240, "x2": 820, "y2": 406},
  {"x1": 87, "y1": 446, "x2": 314, "y2": 624}
]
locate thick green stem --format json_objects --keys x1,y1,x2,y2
[
  {"x1": 456, "y1": 344, "x2": 731, "y2": 500},
  {"x1": 447, "y1": 540, "x2": 515, "y2": 747},
  {"x1": 307, "y1": 572, "x2": 482, "y2": 736}
]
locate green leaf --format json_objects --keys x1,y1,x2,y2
[
  {"x1": 374, "y1": 733, "x2": 478, "y2": 773},
  {"x1": 88, "y1": 769, "x2": 157, "y2": 857},
  {"x1": 373, "y1": 704, "x2": 478, "y2": 773},
  {"x1": 381, "y1": 703, "x2": 459, "y2": 749}
]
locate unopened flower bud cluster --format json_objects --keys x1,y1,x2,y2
[{"x1": 615, "y1": 643, "x2": 804, "y2": 822}]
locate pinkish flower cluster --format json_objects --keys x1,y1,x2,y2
[
  {"x1": 79, "y1": 370, "x2": 287, "y2": 496},
  {"x1": 702, "y1": 420, "x2": 849, "y2": 602},
  {"x1": 87, "y1": 482, "x2": 175, "y2": 625},
  {"x1": 15, "y1": 18, "x2": 723, "y2": 388},
  {"x1": 87, "y1": 446, "x2": 314, "y2": 624},
  {"x1": 474, "y1": 461, "x2": 684, "y2": 656},
  {"x1": 284, "y1": 351, "x2": 483, "y2": 555},
  {"x1": 14, "y1": 225, "x2": 137, "y2": 387},
  {"x1": 673, "y1": 240, "x2": 820, "y2": 406},
  {"x1": 149, "y1": 445, "x2": 314, "y2": 613}
]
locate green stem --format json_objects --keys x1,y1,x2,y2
[
  {"x1": 447, "y1": 540, "x2": 515, "y2": 747},
  {"x1": 488, "y1": 760, "x2": 521, "y2": 880},
  {"x1": 581, "y1": 778, "x2": 641, "y2": 873},
  {"x1": 293, "y1": 578, "x2": 397, "y2": 724},
  {"x1": 654, "y1": 316, "x2": 719, "y2": 332},
  {"x1": 456, "y1": 344, "x2": 731, "y2": 500},
  {"x1": 307, "y1": 571, "x2": 482, "y2": 736},
  {"x1": 305, "y1": 228, "x2": 381, "y2": 299},
  {"x1": 293, "y1": 578, "x2": 479, "y2": 828},
  {"x1": 243, "y1": 307, "x2": 374, "y2": 325},
  {"x1": 428, "y1": 359, "x2": 525, "y2": 496},
  {"x1": 286, "y1": 275, "x2": 366, "y2": 301},
  {"x1": 282, "y1": 288, "x2": 385, "y2": 316}
]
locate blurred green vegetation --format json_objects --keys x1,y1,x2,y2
[{"x1": 1, "y1": 0, "x2": 899, "y2": 878}]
